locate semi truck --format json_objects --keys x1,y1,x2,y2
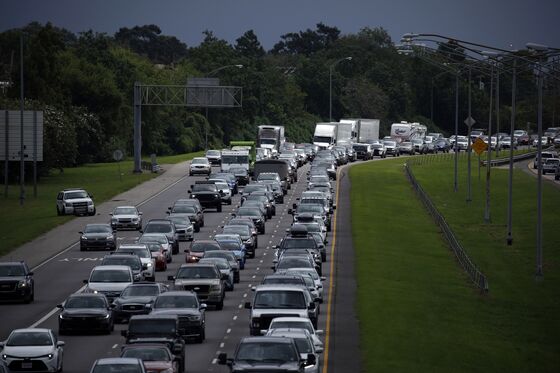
[
  {"x1": 356, "y1": 119, "x2": 380, "y2": 143},
  {"x1": 336, "y1": 120, "x2": 355, "y2": 145},
  {"x1": 390, "y1": 121, "x2": 427, "y2": 143},
  {"x1": 257, "y1": 126, "x2": 285, "y2": 154},
  {"x1": 313, "y1": 122, "x2": 338, "y2": 149}
]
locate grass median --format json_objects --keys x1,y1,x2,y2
[
  {"x1": 0, "y1": 152, "x2": 201, "y2": 256},
  {"x1": 350, "y1": 154, "x2": 559, "y2": 373}
]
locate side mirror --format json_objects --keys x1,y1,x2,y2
[
  {"x1": 217, "y1": 352, "x2": 228, "y2": 365},
  {"x1": 292, "y1": 203, "x2": 297, "y2": 209},
  {"x1": 109, "y1": 213, "x2": 113, "y2": 216},
  {"x1": 316, "y1": 330, "x2": 324, "y2": 335},
  {"x1": 306, "y1": 353, "x2": 317, "y2": 366},
  {"x1": 142, "y1": 264, "x2": 148, "y2": 270},
  {"x1": 320, "y1": 276, "x2": 326, "y2": 281},
  {"x1": 166, "y1": 211, "x2": 170, "y2": 215},
  {"x1": 315, "y1": 345, "x2": 324, "y2": 354},
  {"x1": 56, "y1": 341, "x2": 65, "y2": 347},
  {"x1": 288, "y1": 209, "x2": 293, "y2": 215},
  {"x1": 28, "y1": 271, "x2": 34, "y2": 276},
  {"x1": 78, "y1": 231, "x2": 84, "y2": 235},
  {"x1": 244, "y1": 301, "x2": 251, "y2": 309},
  {"x1": 139, "y1": 212, "x2": 143, "y2": 215},
  {"x1": 167, "y1": 275, "x2": 175, "y2": 281},
  {"x1": 332, "y1": 204, "x2": 336, "y2": 210},
  {"x1": 199, "y1": 303, "x2": 207, "y2": 310},
  {"x1": 121, "y1": 330, "x2": 128, "y2": 337},
  {"x1": 83, "y1": 279, "x2": 88, "y2": 284},
  {"x1": 187, "y1": 190, "x2": 192, "y2": 194},
  {"x1": 56, "y1": 304, "x2": 63, "y2": 309},
  {"x1": 308, "y1": 302, "x2": 315, "y2": 310}
]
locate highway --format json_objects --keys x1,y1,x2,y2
[{"x1": 0, "y1": 160, "x2": 349, "y2": 373}]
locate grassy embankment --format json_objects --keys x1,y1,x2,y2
[
  {"x1": 350, "y1": 152, "x2": 559, "y2": 372},
  {"x1": 0, "y1": 152, "x2": 203, "y2": 256}
]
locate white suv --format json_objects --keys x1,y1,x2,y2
[{"x1": 56, "y1": 188, "x2": 96, "y2": 216}]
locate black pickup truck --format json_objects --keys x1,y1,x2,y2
[{"x1": 188, "y1": 181, "x2": 223, "y2": 212}]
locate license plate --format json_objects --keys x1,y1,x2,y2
[{"x1": 22, "y1": 362, "x2": 32, "y2": 369}]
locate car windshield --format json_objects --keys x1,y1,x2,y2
[
  {"x1": 263, "y1": 277, "x2": 304, "y2": 286},
  {"x1": 191, "y1": 243, "x2": 220, "y2": 253},
  {"x1": 215, "y1": 182, "x2": 229, "y2": 190},
  {"x1": 168, "y1": 217, "x2": 189, "y2": 226},
  {"x1": 192, "y1": 158, "x2": 208, "y2": 165},
  {"x1": 244, "y1": 185, "x2": 267, "y2": 193},
  {"x1": 217, "y1": 241, "x2": 241, "y2": 251},
  {"x1": 176, "y1": 267, "x2": 217, "y2": 279},
  {"x1": 258, "y1": 174, "x2": 277, "y2": 180},
  {"x1": 144, "y1": 224, "x2": 172, "y2": 234},
  {"x1": 222, "y1": 155, "x2": 249, "y2": 163},
  {"x1": 236, "y1": 342, "x2": 298, "y2": 362},
  {"x1": 223, "y1": 226, "x2": 250, "y2": 237},
  {"x1": 192, "y1": 184, "x2": 217, "y2": 192},
  {"x1": 204, "y1": 252, "x2": 235, "y2": 261},
  {"x1": 92, "y1": 365, "x2": 143, "y2": 373},
  {"x1": 286, "y1": 269, "x2": 319, "y2": 281},
  {"x1": 118, "y1": 249, "x2": 151, "y2": 259},
  {"x1": 128, "y1": 320, "x2": 176, "y2": 335},
  {"x1": 230, "y1": 167, "x2": 247, "y2": 175},
  {"x1": 297, "y1": 205, "x2": 323, "y2": 214},
  {"x1": 282, "y1": 238, "x2": 316, "y2": 249},
  {"x1": 270, "y1": 321, "x2": 313, "y2": 333},
  {"x1": 121, "y1": 285, "x2": 159, "y2": 297},
  {"x1": 139, "y1": 235, "x2": 167, "y2": 245},
  {"x1": 154, "y1": 295, "x2": 198, "y2": 309},
  {"x1": 237, "y1": 208, "x2": 259, "y2": 217},
  {"x1": 103, "y1": 258, "x2": 140, "y2": 270},
  {"x1": 65, "y1": 191, "x2": 88, "y2": 199},
  {"x1": 277, "y1": 258, "x2": 313, "y2": 269},
  {"x1": 85, "y1": 225, "x2": 112, "y2": 234},
  {"x1": 0, "y1": 264, "x2": 25, "y2": 276},
  {"x1": 254, "y1": 290, "x2": 306, "y2": 309},
  {"x1": 122, "y1": 347, "x2": 171, "y2": 361},
  {"x1": 383, "y1": 141, "x2": 396, "y2": 146},
  {"x1": 293, "y1": 337, "x2": 313, "y2": 353},
  {"x1": 114, "y1": 207, "x2": 137, "y2": 215},
  {"x1": 171, "y1": 205, "x2": 196, "y2": 213},
  {"x1": 206, "y1": 150, "x2": 220, "y2": 156},
  {"x1": 90, "y1": 269, "x2": 131, "y2": 282},
  {"x1": 200, "y1": 259, "x2": 228, "y2": 269},
  {"x1": 7, "y1": 331, "x2": 52, "y2": 346},
  {"x1": 65, "y1": 296, "x2": 105, "y2": 308}
]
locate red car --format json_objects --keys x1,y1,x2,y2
[
  {"x1": 121, "y1": 344, "x2": 179, "y2": 372},
  {"x1": 185, "y1": 240, "x2": 221, "y2": 263}
]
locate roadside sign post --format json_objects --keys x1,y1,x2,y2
[
  {"x1": 113, "y1": 149, "x2": 124, "y2": 182},
  {"x1": 472, "y1": 137, "x2": 487, "y2": 182}
]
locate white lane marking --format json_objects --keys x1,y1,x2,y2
[
  {"x1": 226, "y1": 328, "x2": 231, "y2": 334},
  {"x1": 28, "y1": 285, "x2": 87, "y2": 328},
  {"x1": 263, "y1": 252, "x2": 267, "y2": 256},
  {"x1": 243, "y1": 293, "x2": 248, "y2": 298},
  {"x1": 212, "y1": 358, "x2": 218, "y2": 364},
  {"x1": 233, "y1": 315, "x2": 238, "y2": 321},
  {"x1": 220, "y1": 342, "x2": 225, "y2": 348},
  {"x1": 112, "y1": 344, "x2": 118, "y2": 349},
  {"x1": 238, "y1": 304, "x2": 243, "y2": 309},
  {"x1": 252, "y1": 275, "x2": 256, "y2": 279},
  {"x1": 259, "y1": 260, "x2": 263, "y2": 263},
  {"x1": 248, "y1": 284, "x2": 252, "y2": 287},
  {"x1": 256, "y1": 267, "x2": 260, "y2": 271}
]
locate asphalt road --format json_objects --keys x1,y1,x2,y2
[{"x1": 0, "y1": 160, "x2": 344, "y2": 373}]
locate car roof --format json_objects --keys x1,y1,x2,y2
[
  {"x1": 240, "y1": 336, "x2": 295, "y2": 344},
  {"x1": 254, "y1": 284, "x2": 307, "y2": 292},
  {"x1": 10, "y1": 328, "x2": 51, "y2": 333},
  {"x1": 157, "y1": 290, "x2": 196, "y2": 297},
  {"x1": 270, "y1": 316, "x2": 312, "y2": 323},
  {"x1": 63, "y1": 188, "x2": 86, "y2": 192},
  {"x1": 92, "y1": 265, "x2": 131, "y2": 271},
  {"x1": 94, "y1": 358, "x2": 142, "y2": 365}
]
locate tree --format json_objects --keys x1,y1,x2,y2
[
  {"x1": 115, "y1": 25, "x2": 187, "y2": 65},
  {"x1": 271, "y1": 23, "x2": 340, "y2": 55},
  {"x1": 235, "y1": 30, "x2": 264, "y2": 58},
  {"x1": 341, "y1": 78, "x2": 390, "y2": 120}
]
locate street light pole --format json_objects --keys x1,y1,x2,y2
[
  {"x1": 495, "y1": 71, "x2": 500, "y2": 156},
  {"x1": 536, "y1": 67, "x2": 544, "y2": 278},
  {"x1": 19, "y1": 33, "x2": 25, "y2": 207},
  {"x1": 506, "y1": 60, "x2": 516, "y2": 246},
  {"x1": 484, "y1": 64, "x2": 494, "y2": 224},
  {"x1": 454, "y1": 72, "x2": 459, "y2": 192},
  {"x1": 467, "y1": 68, "x2": 472, "y2": 202},
  {"x1": 329, "y1": 57, "x2": 352, "y2": 122}
]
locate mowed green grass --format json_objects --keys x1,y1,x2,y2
[
  {"x1": 349, "y1": 155, "x2": 560, "y2": 373},
  {"x1": 0, "y1": 152, "x2": 201, "y2": 256}
]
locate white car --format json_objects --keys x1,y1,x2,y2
[
  {"x1": 83, "y1": 265, "x2": 134, "y2": 303},
  {"x1": 189, "y1": 157, "x2": 211, "y2": 176},
  {"x1": 56, "y1": 188, "x2": 95, "y2": 216},
  {"x1": 138, "y1": 233, "x2": 173, "y2": 263},
  {"x1": 110, "y1": 206, "x2": 143, "y2": 230},
  {"x1": 116, "y1": 244, "x2": 156, "y2": 282},
  {"x1": 0, "y1": 328, "x2": 64, "y2": 372},
  {"x1": 265, "y1": 316, "x2": 324, "y2": 351}
]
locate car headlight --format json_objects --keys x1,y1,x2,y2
[
  {"x1": 17, "y1": 280, "x2": 28, "y2": 288},
  {"x1": 211, "y1": 284, "x2": 221, "y2": 291},
  {"x1": 111, "y1": 218, "x2": 118, "y2": 222},
  {"x1": 146, "y1": 262, "x2": 152, "y2": 267},
  {"x1": 132, "y1": 217, "x2": 138, "y2": 221},
  {"x1": 47, "y1": 353, "x2": 54, "y2": 359},
  {"x1": 81, "y1": 236, "x2": 88, "y2": 240},
  {"x1": 188, "y1": 315, "x2": 201, "y2": 321},
  {"x1": 2, "y1": 354, "x2": 7, "y2": 360},
  {"x1": 65, "y1": 202, "x2": 72, "y2": 207},
  {"x1": 106, "y1": 236, "x2": 114, "y2": 240},
  {"x1": 87, "y1": 201, "x2": 93, "y2": 206},
  {"x1": 100, "y1": 314, "x2": 110, "y2": 319}
]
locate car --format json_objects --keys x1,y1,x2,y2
[
  {"x1": 243, "y1": 193, "x2": 274, "y2": 219},
  {"x1": 120, "y1": 345, "x2": 179, "y2": 373},
  {"x1": 188, "y1": 181, "x2": 223, "y2": 212},
  {"x1": 142, "y1": 219, "x2": 180, "y2": 255},
  {"x1": 199, "y1": 257, "x2": 235, "y2": 291},
  {"x1": 121, "y1": 315, "x2": 185, "y2": 372},
  {"x1": 144, "y1": 242, "x2": 168, "y2": 271},
  {"x1": 110, "y1": 206, "x2": 143, "y2": 230},
  {"x1": 89, "y1": 357, "x2": 147, "y2": 373},
  {"x1": 56, "y1": 188, "x2": 95, "y2": 216},
  {"x1": 205, "y1": 149, "x2": 222, "y2": 165},
  {"x1": 435, "y1": 138, "x2": 452, "y2": 153},
  {"x1": 266, "y1": 329, "x2": 321, "y2": 373},
  {"x1": 167, "y1": 202, "x2": 204, "y2": 232},
  {"x1": 184, "y1": 240, "x2": 221, "y2": 263},
  {"x1": 111, "y1": 282, "x2": 169, "y2": 323},
  {"x1": 115, "y1": 244, "x2": 156, "y2": 282},
  {"x1": 83, "y1": 265, "x2": 134, "y2": 303},
  {"x1": 214, "y1": 234, "x2": 247, "y2": 269},
  {"x1": 166, "y1": 214, "x2": 195, "y2": 241},
  {"x1": 229, "y1": 217, "x2": 258, "y2": 238},
  {"x1": 0, "y1": 328, "x2": 64, "y2": 373},
  {"x1": 168, "y1": 264, "x2": 226, "y2": 310},
  {"x1": 213, "y1": 181, "x2": 233, "y2": 205},
  {"x1": 222, "y1": 225, "x2": 256, "y2": 258},
  {"x1": 411, "y1": 139, "x2": 427, "y2": 154},
  {"x1": 189, "y1": 157, "x2": 211, "y2": 176},
  {"x1": 266, "y1": 316, "x2": 324, "y2": 351},
  {"x1": 533, "y1": 151, "x2": 558, "y2": 169},
  {"x1": 100, "y1": 253, "x2": 145, "y2": 282},
  {"x1": 455, "y1": 136, "x2": 469, "y2": 151},
  {"x1": 423, "y1": 137, "x2": 437, "y2": 153},
  {"x1": 229, "y1": 167, "x2": 250, "y2": 186},
  {"x1": 542, "y1": 158, "x2": 560, "y2": 175},
  {"x1": 203, "y1": 250, "x2": 240, "y2": 283},
  {"x1": 232, "y1": 206, "x2": 266, "y2": 234},
  {"x1": 383, "y1": 140, "x2": 400, "y2": 156},
  {"x1": 398, "y1": 141, "x2": 415, "y2": 155},
  {"x1": 259, "y1": 179, "x2": 285, "y2": 203},
  {"x1": 370, "y1": 143, "x2": 386, "y2": 158},
  {"x1": 57, "y1": 293, "x2": 114, "y2": 334},
  {"x1": 150, "y1": 291, "x2": 207, "y2": 343},
  {"x1": 218, "y1": 336, "x2": 312, "y2": 373},
  {"x1": 79, "y1": 223, "x2": 117, "y2": 251},
  {"x1": 138, "y1": 233, "x2": 173, "y2": 263},
  {"x1": 209, "y1": 172, "x2": 239, "y2": 194},
  {"x1": 0, "y1": 261, "x2": 34, "y2": 303}
]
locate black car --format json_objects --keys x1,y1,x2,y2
[
  {"x1": 0, "y1": 261, "x2": 34, "y2": 303},
  {"x1": 233, "y1": 207, "x2": 266, "y2": 234},
  {"x1": 218, "y1": 336, "x2": 312, "y2": 373},
  {"x1": 142, "y1": 219, "x2": 179, "y2": 254},
  {"x1": 57, "y1": 293, "x2": 114, "y2": 334},
  {"x1": 222, "y1": 224, "x2": 257, "y2": 258},
  {"x1": 150, "y1": 291, "x2": 206, "y2": 343},
  {"x1": 229, "y1": 167, "x2": 250, "y2": 186},
  {"x1": 167, "y1": 203, "x2": 204, "y2": 232},
  {"x1": 79, "y1": 224, "x2": 116, "y2": 251},
  {"x1": 188, "y1": 181, "x2": 223, "y2": 212},
  {"x1": 112, "y1": 282, "x2": 169, "y2": 323},
  {"x1": 122, "y1": 314, "x2": 186, "y2": 373}
]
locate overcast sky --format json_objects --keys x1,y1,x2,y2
[{"x1": 1, "y1": 0, "x2": 558, "y2": 51}]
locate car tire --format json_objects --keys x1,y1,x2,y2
[
  {"x1": 57, "y1": 206, "x2": 62, "y2": 216},
  {"x1": 196, "y1": 328, "x2": 205, "y2": 343},
  {"x1": 217, "y1": 204, "x2": 222, "y2": 213},
  {"x1": 227, "y1": 199, "x2": 232, "y2": 205},
  {"x1": 216, "y1": 299, "x2": 224, "y2": 311}
]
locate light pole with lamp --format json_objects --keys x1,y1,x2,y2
[
  {"x1": 329, "y1": 57, "x2": 352, "y2": 122},
  {"x1": 203, "y1": 64, "x2": 243, "y2": 150}
]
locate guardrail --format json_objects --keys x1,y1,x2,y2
[
  {"x1": 480, "y1": 150, "x2": 537, "y2": 167},
  {"x1": 404, "y1": 162, "x2": 489, "y2": 293}
]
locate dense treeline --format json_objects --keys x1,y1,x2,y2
[{"x1": 0, "y1": 22, "x2": 557, "y2": 173}]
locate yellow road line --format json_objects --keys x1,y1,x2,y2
[{"x1": 322, "y1": 167, "x2": 342, "y2": 373}]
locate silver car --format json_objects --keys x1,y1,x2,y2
[
  {"x1": 0, "y1": 328, "x2": 64, "y2": 372},
  {"x1": 110, "y1": 206, "x2": 143, "y2": 230},
  {"x1": 166, "y1": 215, "x2": 195, "y2": 241}
]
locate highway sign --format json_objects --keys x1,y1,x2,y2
[
  {"x1": 0, "y1": 110, "x2": 44, "y2": 161},
  {"x1": 472, "y1": 137, "x2": 488, "y2": 155},
  {"x1": 464, "y1": 116, "x2": 476, "y2": 128},
  {"x1": 113, "y1": 149, "x2": 124, "y2": 161}
]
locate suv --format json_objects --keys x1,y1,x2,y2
[
  {"x1": 189, "y1": 157, "x2": 211, "y2": 176},
  {"x1": 188, "y1": 181, "x2": 223, "y2": 212},
  {"x1": 245, "y1": 285, "x2": 317, "y2": 335},
  {"x1": 56, "y1": 188, "x2": 95, "y2": 216},
  {"x1": 218, "y1": 336, "x2": 311, "y2": 373},
  {"x1": 121, "y1": 314, "x2": 186, "y2": 372},
  {"x1": 142, "y1": 219, "x2": 179, "y2": 254},
  {"x1": 116, "y1": 244, "x2": 156, "y2": 282},
  {"x1": 0, "y1": 261, "x2": 34, "y2": 303},
  {"x1": 168, "y1": 264, "x2": 226, "y2": 310}
]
